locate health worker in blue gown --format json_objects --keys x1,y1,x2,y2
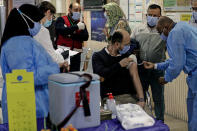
[
  {"x1": 143, "y1": 16, "x2": 197, "y2": 131},
  {"x1": 0, "y1": 4, "x2": 59, "y2": 125}
]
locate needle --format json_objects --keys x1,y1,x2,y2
[{"x1": 138, "y1": 62, "x2": 144, "y2": 65}]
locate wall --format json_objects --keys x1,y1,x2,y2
[{"x1": 83, "y1": 11, "x2": 107, "y2": 51}]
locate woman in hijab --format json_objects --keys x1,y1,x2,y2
[
  {"x1": 103, "y1": 2, "x2": 131, "y2": 41},
  {"x1": 0, "y1": 4, "x2": 59, "y2": 128}
]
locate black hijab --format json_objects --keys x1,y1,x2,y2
[{"x1": 0, "y1": 4, "x2": 44, "y2": 52}]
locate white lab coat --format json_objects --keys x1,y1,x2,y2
[{"x1": 34, "y1": 25, "x2": 64, "y2": 64}]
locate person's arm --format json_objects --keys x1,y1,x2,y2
[
  {"x1": 92, "y1": 52, "x2": 122, "y2": 79},
  {"x1": 156, "y1": 59, "x2": 170, "y2": 70},
  {"x1": 34, "y1": 27, "x2": 64, "y2": 64},
  {"x1": 163, "y1": 30, "x2": 186, "y2": 82},
  {"x1": 5, "y1": 40, "x2": 59, "y2": 86},
  {"x1": 71, "y1": 26, "x2": 89, "y2": 41},
  {"x1": 55, "y1": 17, "x2": 79, "y2": 36},
  {"x1": 128, "y1": 63, "x2": 145, "y2": 108}
]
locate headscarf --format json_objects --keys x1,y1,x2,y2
[
  {"x1": 103, "y1": 2, "x2": 131, "y2": 35},
  {"x1": 1, "y1": 4, "x2": 44, "y2": 51}
]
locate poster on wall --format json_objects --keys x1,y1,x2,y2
[
  {"x1": 164, "y1": 0, "x2": 191, "y2": 11},
  {"x1": 91, "y1": 11, "x2": 107, "y2": 42},
  {"x1": 13, "y1": 0, "x2": 35, "y2": 8},
  {"x1": 180, "y1": 14, "x2": 192, "y2": 21},
  {"x1": 120, "y1": 0, "x2": 129, "y2": 19},
  {"x1": 166, "y1": 13, "x2": 180, "y2": 22}
]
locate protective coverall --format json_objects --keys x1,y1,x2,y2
[
  {"x1": 156, "y1": 22, "x2": 197, "y2": 131},
  {"x1": 0, "y1": 36, "x2": 59, "y2": 123}
]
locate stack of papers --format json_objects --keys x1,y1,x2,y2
[{"x1": 55, "y1": 46, "x2": 80, "y2": 65}]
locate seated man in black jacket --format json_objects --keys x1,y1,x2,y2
[{"x1": 92, "y1": 29, "x2": 145, "y2": 108}]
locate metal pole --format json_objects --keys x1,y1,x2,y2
[{"x1": 80, "y1": 0, "x2": 84, "y2": 22}]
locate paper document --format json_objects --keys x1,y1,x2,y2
[
  {"x1": 69, "y1": 50, "x2": 79, "y2": 56},
  {"x1": 56, "y1": 46, "x2": 80, "y2": 65},
  {"x1": 57, "y1": 45, "x2": 79, "y2": 56}
]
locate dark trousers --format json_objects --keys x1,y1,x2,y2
[
  {"x1": 70, "y1": 53, "x2": 81, "y2": 72},
  {"x1": 139, "y1": 67, "x2": 165, "y2": 121}
]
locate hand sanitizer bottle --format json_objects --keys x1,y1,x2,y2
[{"x1": 106, "y1": 93, "x2": 117, "y2": 119}]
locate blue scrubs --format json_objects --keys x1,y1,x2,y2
[
  {"x1": 0, "y1": 36, "x2": 59, "y2": 123},
  {"x1": 156, "y1": 22, "x2": 197, "y2": 131}
]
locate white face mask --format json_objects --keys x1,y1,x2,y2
[{"x1": 104, "y1": 12, "x2": 108, "y2": 19}]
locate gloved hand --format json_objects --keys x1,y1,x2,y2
[
  {"x1": 77, "y1": 22, "x2": 85, "y2": 30},
  {"x1": 55, "y1": 48, "x2": 64, "y2": 54}
]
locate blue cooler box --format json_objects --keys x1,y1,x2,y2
[{"x1": 48, "y1": 72, "x2": 100, "y2": 129}]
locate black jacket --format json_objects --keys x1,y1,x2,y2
[
  {"x1": 92, "y1": 48, "x2": 136, "y2": 98},
  {"x1": 55, "y1": 16, "x2": 89, "y2": 43}
]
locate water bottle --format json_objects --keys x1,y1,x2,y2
[{"x1": 106, "y1": 93, "x2": 117, "y2": 119}]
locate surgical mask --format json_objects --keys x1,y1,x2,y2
[
  {"x1": 17, "y1": 9, "x2": 41, "y2": 36},
  {"x1": 43, "y1": 18, "x2": 52, "y2": 27},
  {"x1": 28, "y1": 22, "x2": 41, "y2": 36},
  {"x1": 160, "y1": 33, "x2": 168, "y2": 41},
  {"x1": 147, "y1": 16, "x2": 159, "y2": 27},
  {"x1": 119, "y1": 45, "x2": 130, "y2": 55},
  {"x1": 72, "y1": 12, "x2": 80, "y2": 21},
  {"x1": 192, "y1": 11, "x2": 197, "y2": 21}
]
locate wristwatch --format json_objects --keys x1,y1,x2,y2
[{"x1": 138, "y1": 98, "x2": 145, "y2": 102}]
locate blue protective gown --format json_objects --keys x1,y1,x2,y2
[
  {"x1": 0, "y1": 36, "x2": 59, "y2": 123},
  {"x1": 156, "y1": 22, "x2": 197, "y2": 131}
]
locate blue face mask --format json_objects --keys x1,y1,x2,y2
[
  {"x1": 192, "y1": 11, "x2": 197, "y2": 21},
  {"x1": 28, "y1": 22, "x2": 41, "y2": 36},
  {"x1": 72, "y1": 12, "x2": 81, "y2": 21},
  {"x1": 17, "y1": 9, "x2": 41, "y2": 36},
  {"x1": 160, "y1": 33, "x2": 168, "y2": 41},
  {"x1": 147, "y1": 16, "x2": 159, "y2": 27},
  {"x1": 43, "y1": 18, "x2": 52, "y2": 27},
  {"x1": 119, "y1": 45, "x2": 130, "y2": 55}
]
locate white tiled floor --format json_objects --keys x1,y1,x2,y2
[{"x1": 165, "y1": 114, "x2": 188, "y2": 131}]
